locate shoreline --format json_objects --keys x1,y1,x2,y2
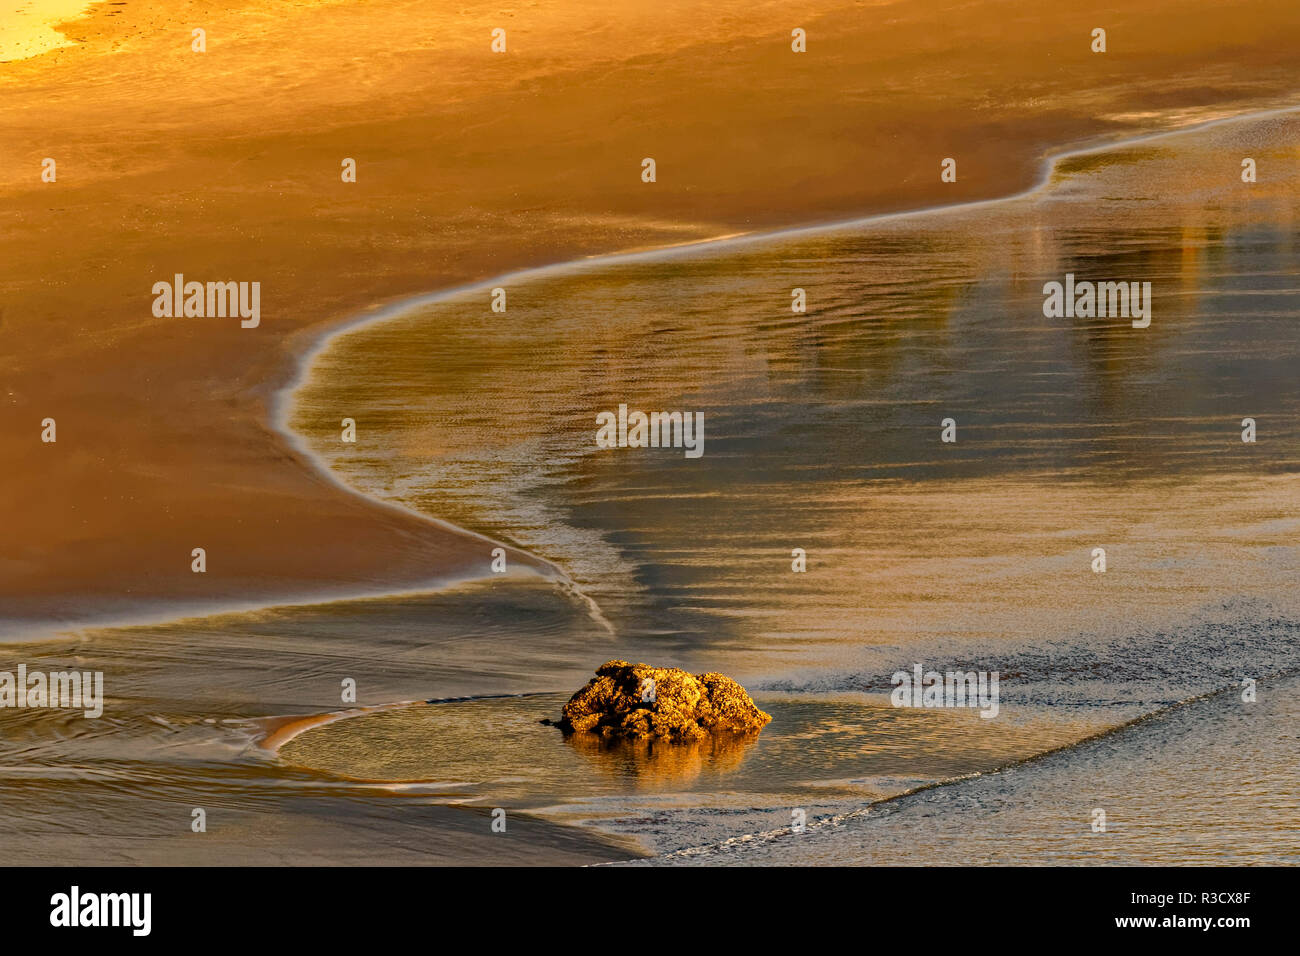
[
  {"x1": 6, "y1": 98, "x2": 1296, "y2": 648},
  {"x1": 6, "y1": 0, "x2": 1299, "y2": 870},
  {"x1": 10, "y1": 0, "x2": 1300, "y2": 638},
  {"x1": 257, "y1": 97, "x2": 1300, "y2": 863},
  {"x1": 178, "y1": 100, "x2": 1300, "y2": 639}
]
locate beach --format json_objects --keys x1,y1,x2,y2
[
  {"x1": 6, "y1": 0, "x2": 1300, "y2": 633},
  {"x1": 2, "y1": 0, "x2": 1300, "y2": 865},
  {"x1": 276, "y1": 107, "x2": 1300, "y2": 861}
]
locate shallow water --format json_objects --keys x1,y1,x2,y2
[
  {"x1": 283, "y1": 110, "x2": 1300, "y2": 860},
  {"x1": 3, "y1": 110, "x2": 1297, "y2": 864},
  {"x1": 632, "y1": 670, "x2": 1300, "y2": 865},
  {"x1": 294, "y1": 112, "x2": 1300, "y2": 668},
  {"x1": 0, "y1": 579, "x2": 636, "y2": 863},
  {"x1": 278, "y1": 690, "x2": 1110, "y2": 853}
]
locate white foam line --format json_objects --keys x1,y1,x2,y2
[
  {"x1": 267, "y1": 101, "x2": 1300, "y2": 630},
  {"x1": 0, "y1": 570, "x2": 552, "y2": 646},
  {"x1": 275, "y1": 99, "x2": 1300, "y2": 397}
]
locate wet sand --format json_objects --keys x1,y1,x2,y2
[
  {"x1": 4, "y1": 1, "x2": 1300, "y2": 867},
  {"x1": 290, "y1": 107, "x2": 1300, "y2": 674},
  {"x1": 631, "y1": 671, "x2": 1300, "y2": 865},
  {"x1": 6, "y1": 0, "x2": 1300, "y2": 634},
  {"x1": 3, "y1": 105, "x2": 1294, "y2": 865},
  {"x1": 271, "y1": 108, "x2": 1300, "y2": 861},
  {"x1": 0, "y1": 577, "x2": 647, "y2": 864}
]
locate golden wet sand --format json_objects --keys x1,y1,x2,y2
[{"x1": 5, "y1": 0, "x2": 1300, "y2": 633}]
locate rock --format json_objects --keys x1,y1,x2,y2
[{"x1": 555, "y1": 660, "x2": 771, "y2": 741}]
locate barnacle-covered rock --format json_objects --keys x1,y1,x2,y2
[{"x1": 555, "y1": 660, "x2": 771, "y2": 740}]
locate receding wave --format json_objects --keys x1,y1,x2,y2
[{"x1": 272, "y1": 109, "x2": 1300, "y2": 861}]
